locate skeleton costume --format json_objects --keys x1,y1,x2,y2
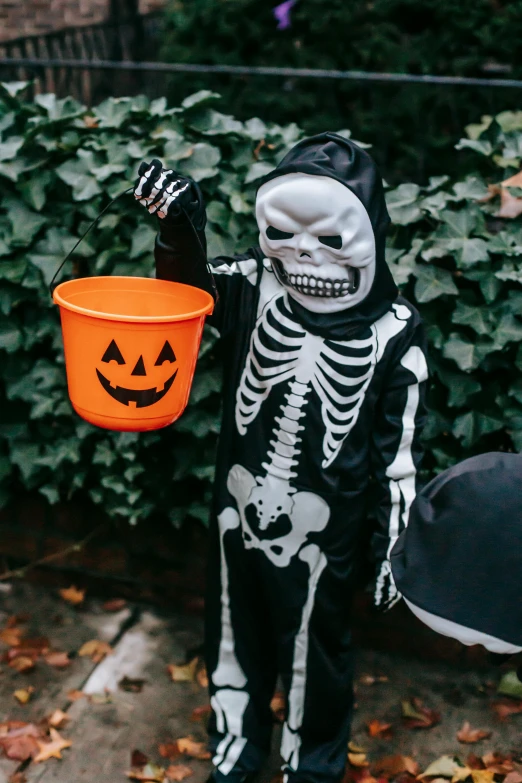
[
  {"x1": 391, "y1": 452, "x2": 522, "y2": 662},
  {"x1": 134, "y1": 134, "x2": 428, "y2": 783}
]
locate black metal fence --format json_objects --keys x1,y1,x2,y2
[{"x1": 0, "y1": 13, "x2": 164, "y2": 104}]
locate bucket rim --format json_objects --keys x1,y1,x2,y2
[{"x1": 52, "y1": 276, "x2": 214, "y2": 323}]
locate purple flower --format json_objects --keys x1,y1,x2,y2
[{"x1": 273, "y1": 0, "x2": 298, "y2": 30}]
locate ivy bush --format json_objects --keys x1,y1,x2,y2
[{"x1": 0, "y1": 82, "x2": 520, "y2": 529}]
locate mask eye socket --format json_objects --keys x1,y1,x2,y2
[
  {"x1": 319, "y1": 235, "x2": 342, "y2": 250},
  {"x1": 266, "y1": 226, "x2": 294, "y2": 241}
]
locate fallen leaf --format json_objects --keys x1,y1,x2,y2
[
  {"x1": 456, "y1": 722, "x2": 492, "y2": 744},
  {"x1": 167, "y1": 658, "x2": 199, "y2": 683},
  {"x1": 158, "y1": 742, "x2": 181, "y2": 761},
  {"x1": 373, "y1": 755, "x2": 419, "y2": 777},
  {"x1": 419, "y1": 756, "x2": 471, "y2": 781},
  {"x1": 491, "y1": 699, "x2": 522, "y2": 720},
  {"x1": 0, "y1": 627, "x2": 23, "y2": 646},
  {"x1": 8, "y1": 773, "x2": 27, "y2": 783},
  {"x1": 14, "y1": 636, "x2": 49, "y2": 654},
  {"x1": 176, "y1": 737, "x2": 211, "y2": 760},
  {"x1": 44, "y1": 651, "x2": 70, "y2": 669},
  {"x1": 190, "y1": 704, "x2": 212, "y2": 722},
  {"x1": 8, "y1": 656, "x2": 35, "y2": 673},
  {"x1": 497, "y1": 670, "x2": 522, "y2": 700},
  {"x1": 119, "y1": 676, "x2": 146, "y2": 693},
  {"x1": 67, "y1": 689, "x2": 85, "y2": 701},
  {"x1": 78, "y1": 639, "x2": 112, "y2": 663},
  {"x1": 359, "y1": 674, "x2": 389, "y2": 686},
  {"x1": 504, "y1": 773, "x2": 522, "y2": 783},
  {"x1": 196, "y1": 666, "x2": 209, "y2": 688},
  {"x1": 470, "y1": 772, "x2": 495, "y2": 783},
  {"x1": 102, "y1": 598, "x2": 127, "y2": 612},
  {"x1": 348, "y1": 741, "x2": 367, "y2": 753},
  {"x1": 83, "y1": 115, "x2": 99, "y2": 128},
  {"x1": 482, "y1": 752, "x2": 514, "y2": 775},
  {"x1": 34, "y1": 728, "x2": 72, "y2": 762},
  {"x1": 89, "y1": 690, "x2": 112, "y2": 704},
  {"x1": 0, "y1": 733, "x2": 40, "y2": 761},
  {"x1": 132, "y1": 750, "x2": 150, "y2": 767},
  {"x1": 271, "y1": 691, "x2": 286, "y2": 722},
  {"x1": 48, "y1": 710, "x2": 69, "y2": 729},
  {"x1": 58, "y1": 586, "x2": 85, "y2": 605},
  {"x1": 127, "y1": 763, "x2": 166, "y2": 781},
  {"x1": 349, "y1": 753, "x2": 370, "y2": 768},
  {"x1": 402, "y1": 697, "x2": 441, "y2": 730},
  {"x1": 14, "y1": 687, "x2": 35, "y2": 704},
  {"x1": 166, "y1": 765, "x2": 193, "y2": 781},
  {"x1": 498, "y1": 172, "x2": 522, "y2": 219},
  {"x1": 367, "y1": 719, "x2": 393, "y2": 739}
]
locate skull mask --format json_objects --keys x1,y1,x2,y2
[{"x1": 256, "y1": 173, "x2": 376, "y2": 314}]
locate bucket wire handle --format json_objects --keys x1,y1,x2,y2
[{"x1": 49, "y1": 185, "x2": 134, "y2": 296}]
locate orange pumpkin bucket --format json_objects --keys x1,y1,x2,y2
[{"x1": 52, "y1": 276, "x2": 214, "y2": 431}]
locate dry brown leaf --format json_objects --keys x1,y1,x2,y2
[
  {"x1": 498, "y1": 171, "x2": 522, "y2": 219},
  {"x1": 44, "y1": 651, "x2": 70, "y2": 669},
  {"x1": 78, "y1": 639, "x2": 112, "y2": 663},
  {"x1": 102, "y1": 598, "x2": 127, "y2": 612},
  {"x1": 34, "y1": 728, "x2": 72, "y2": 762},
  {"x1": 166, "y1": 765, "x2": 193, "y2": 781},
  {"x1": 470, "y1": 772, "x2": 495, "y2": 783},
  {"x1": 367, "y1": 719, "x2": 393, "y2": 739},
  {"x1": 8, "y1": 656, "x2": 35, "y2": 673},
  {"x1": 481, "y1": 752, "x2": 514, "y2": 775},
  {"x1": 373, "y1": 754, "x2": 419, "y2": 777},
  {"x1": 349, "y1": 753, "x2": 370, "y2": 768},
  {"x1": 14, "y1": 687, "x2": 34, "y2": 704},
  {"x1": 167, "y1": 658, "x2": 199, "y2": 683},
  {"x1": 271, "y1": 691, "x2": 286, "y2": 723},
  {"x1": 176, "y1": 737, "x2": 211, "y2": 760},
  {"x1": 127, "y1": 764, "x2": 165, "y2": 782},
  {"x1": 359, "y1": 674, "x2": 389, "y2": 686},
  {"x1": 0, "y1": 627, "x2": 23, "y2": 647},
  {"x1": 491, "y1": 699, "x2": 522, "y2": 720},
  {"x1": 190, "y1": 704, "x2": 212, "y2": 723},
  {"x1": 158, "y1": 742, "x2": 181, "y2": 761},
  {"x1": 48, "y1": 710, "x2": 69, "y2": 729},
  {"x1": 119, "y1": 676, "x2": 146, "y2": 693},
  {"x1": 8, "y1": 773, "x2": 27, "y2": 783},
  {"x1": 348, "y1": 741, "x2": 367, "y2": 753},
  {"x1": 0, "y1": 727, "x2": 41, "y2": 762},
  {"x1": 132, "y1": 750, "x2": 150, "y2": 767},
  {"x1": 504, "y1": 772, "x2": 522, "y2": 783},
  {"x1": 196, "y1": 665, "x2": 208, "y2": 688},
  {"x1": 83, "y1": 115, "x2": 99, "y2": 129},
  {"x1": 67, "y1": 689, "x2": 85, "y2": 701},
  {"x1": 58, "y1": 586, "x2": 85, "y2": 605},
  {"x1": 402, "y1": 697, "x2": 441, "y2": 730},
  {"x1": 456, "y1": 722, "x2": 492, "y2": 744}
]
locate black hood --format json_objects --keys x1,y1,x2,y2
[
  {"x1": 258, "y1": 132, "x2": 398, "y2": 339},
  {"x1": 391, "y1": 452, "x2": 522, "y2": 646}
]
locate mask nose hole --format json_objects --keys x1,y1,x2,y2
[
  {"x1": 131, "y1": 356, "x2": 146, "y2": 376},
  {"x1": 299, "y1": 252, "x2": 311, "y2": 259}
]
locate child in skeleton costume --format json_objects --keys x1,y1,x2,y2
[
  {"x1": 134, "y1": 134, "x2": 428, "y2": 783},
  {"x1": 391, "y1": 452, "x2": 522, "y2": 676}
]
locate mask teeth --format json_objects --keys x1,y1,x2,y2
[{"x1": 286, "y1": 269, "x2": 359, "y2": 298}]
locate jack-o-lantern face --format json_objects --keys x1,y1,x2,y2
[{"x1": 96, "y1": 339, "x2": 178, "y2": 408}]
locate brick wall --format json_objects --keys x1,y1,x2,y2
[{"x1": 0, "y1": 0, "x2": 166, "y2": 41}]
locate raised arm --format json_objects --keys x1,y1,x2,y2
[{"x1": 371, "y1": 317, "x2": 428, "y2": 611}]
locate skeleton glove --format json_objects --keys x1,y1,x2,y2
[
  {"x1": 373, "y1": 559, "x2": 402, "y2": 612},
  {"x1": 134, "y1": 159, "x2": 202, "y2": 224}
]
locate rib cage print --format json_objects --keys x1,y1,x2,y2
[{"x1": 235, "y1": 293, "x2": 379, "y2": 468}]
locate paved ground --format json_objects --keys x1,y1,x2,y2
[{"x1": 0, "y1": 582, "x2": 521, "y2": 783}]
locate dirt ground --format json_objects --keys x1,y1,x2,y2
[{"x1": 0, "y1": 582, "x2": 521, "y2": 783}]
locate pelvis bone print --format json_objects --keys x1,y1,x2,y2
[{"x1": 224, "y1": 293, "x2": 411, "y2": 565}]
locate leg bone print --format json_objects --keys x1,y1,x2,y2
[{"x1": 211, "y1": 293, "x2": 412, "y2": 775}]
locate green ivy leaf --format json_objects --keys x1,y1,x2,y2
[
  {"x1": 56, "y1": 158, "x2": 102, "y2": 201},
  {"x1": 177, "y1": 142, "x2": 221, "y2": 181},
  {"x1": 386, "y1": 183, "x2": 422, "y2": 225},
  {"x1": 414, "y1": 265, "x2": 458, "y2": 303},
  {"x1": 452, "y1": 411, "x2": 503, "y2": 447},
  {"x1": 443, "y1": 333, "x2": 493, "y2": 371},
  {"x1": 451, "y1": 301, "x2": 491, "y2": 335},
  {"x1": 3, "y1": 196, "x2": 46, "y2": 246}
]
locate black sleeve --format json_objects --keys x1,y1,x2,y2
[
  {"x1": 154, "y1": 213, "x2": 262, "y2": 335},
  {"x1": 370, "y1": 315, "x2": 428, "y2": 610}
]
